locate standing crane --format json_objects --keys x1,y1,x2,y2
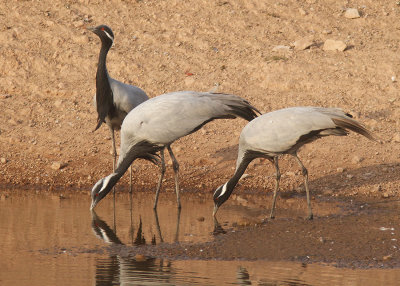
[
  {"x1": 88, "y1": 24, "x2": 149, "y2": 192},
  {"x1": 212, "y1": 107, "x2": 376, "y2": 220},
  {"x1": 90, "y1": 91, "x2": 260, "y2": 210}
]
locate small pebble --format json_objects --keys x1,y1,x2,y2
[
  {"x1": 272, "y1": 45, "x2": 291, "y2": 52},
  {"x1": 293, "y1": 37, "x2": 314, "y2": 50},
  {"x1": 51, "y1": 161, "x2": 66, "y2": 170},
  {"x1": 392, "y1": 133, "x2": 400, "y2": 143},
  {"x1": 135, "y1": 254, "x2": 146, "y2": 261},
  {"x1": 344, "y1": 8, "x2": 360, "y2": 19},
  {"x1": 323, "y1": 39, "x2": 347, "y2": 52},
  {"x1": 298, "y1": 8, "x2": 307, "y2": 16},
  {"x1": 351, "y1": 155, "x2": 363, "y2": 164},
  {"x1": 383, "y1": 254, "x2": 392, "y2": 261}
]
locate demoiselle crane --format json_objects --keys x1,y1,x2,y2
[
  {"x1": 88, "y1": 24, "x2": 149, "y2": 191},
  {"x1": 90, "y1": 91, "x2": 260, "y2": 210},
  {"x1": 212, "y1": 107, "x2": 376, "y2": 220}
]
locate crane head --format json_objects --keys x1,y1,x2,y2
[
  {"x1": 212, "y1": 183, "x2": 231, "y2": 217},
  {"x1": 87, "y1": 25, "x2": 114, "y2": 46},
  {"x1": 90, "y1": 174, "x2": 115, "y2": 210}
]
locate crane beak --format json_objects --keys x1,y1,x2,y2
[
  {"x1": 87, "y1": 26, "x2": 96, "y2": 32},
  {"x1": 90, "y1": 199, "x2": 97, "y2": 210},
  {"x1": 90, "y1": 208, "x2": 98, "y2": 219}
]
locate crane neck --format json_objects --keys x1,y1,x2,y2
[
  {"x1": 99, "y1": 141, "x2": 161, "y2": 200},
  {"x1": 96, "y1": 44, "x2": 111, "y2": 87},
  {"x1": 226, "y1": 155, "x2": 253, "y2": 192},
  {"x1": 94, "y1": 42, "x2": 115, "y2": 130},
  {"x1": 98, "y1": 151, "x2": 136, "y2": 198}
]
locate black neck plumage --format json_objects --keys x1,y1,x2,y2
[{"x1": 94, "y1": 42, "x2": 116, "y2": 130}]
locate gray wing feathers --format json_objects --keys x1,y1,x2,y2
[
  {"x1": 121, "y1": 91, "x2": 259, "y2": 148},
  {"x1": 109, "y1": 78, "x2": 148, "y2": 113},
  {"x1": 240, "y1": 107, "x2": 376, "y2": 155}
]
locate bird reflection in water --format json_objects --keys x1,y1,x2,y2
[
  {"x1": 212, "y1": 217, "x2": 227, "y2": 236},
  {"x1": 91, "y1": 209, "x2": 181, "y2": 285}
]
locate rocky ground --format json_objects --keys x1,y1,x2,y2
[{"x1": 1, "y1": 0, "x2": 400, "y2": 265}]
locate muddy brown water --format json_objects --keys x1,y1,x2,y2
[{"x1": 1, "y1": 189, "x2": 400, "y2": 285}]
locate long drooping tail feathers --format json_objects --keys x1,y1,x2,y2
[
  {"x1": 313, "y1": 107, "x2": 377, "y2": 142},
  {"x1": 209, "y1": 92, "x2": 261, "y2": 121},
  {"x1": 332, "y1": 117, "x2": 377, "y2": 142}
]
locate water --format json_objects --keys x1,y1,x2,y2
[{"x1": 1, "y1": 190, "x2": 400, "y2": 285}]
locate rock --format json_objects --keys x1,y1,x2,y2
[
  {"x1": 373, "y1": 185, "x2": 382, "y2": 193},
  {"x1": 286, "y1": 171, "x2": 296, "y2": 177},
  {"x1": 322, "y1": 29, "x2": 332, "y2": 35},
  {"x1": 197, "y1": 216, "x2": 205, "y2": 222},
  {"x1": 285, "y1": 198, "x2": 296, "y2": 204},
  {"x1": 298, "y1": 8, "x2": 307, "y2": 16},
  {"x1": 272, "y1": 45, "x2": 291, "y2": 52},
  {"x1": 323, "y1": 39, "x2": 347, "y2": 51},
  {"x1": 72, "y1": 20, "x2": 85, "y2": 28},
  {"x1": 351, "y1": 156, "x2": 363, "y2": 164},
  {"x1": 382, "y1": 193, "x2": 390, "y2": 198},
  {"x1": 294, "y1": 37, "x2": 314, "y2": 50},
  {"x1": 336, "y1": 167, "x2": 344, "y2": 173},
  {"x1": 383, "y1": 254, "x2": 392, "y2": 261},
  {"x1": 135, "y1": 254, "x2": 146, "y2": 261},
  {"x1": 0, "y1": 94, "x2": 11, "y2": 99},
  {"x1": 392, "y1": 133, "x2": 400, "y2": 143},
  {"x1": 240, "y1": 173, "x2": 250, "y2": 180},
  {"x1": 344, "y1": 8, "x2": 360, "y2": 19},
  {"x1": 51, "y1": 161, "x2": 66, "y2": 170},
  {"x1": 0, "y1": 158, "x2": 7, "y2": 164},
  {"x1": 234, "y1": 195, "x2": 248, "y2": 205}
]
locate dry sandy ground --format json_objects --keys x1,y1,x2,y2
[{"x1": 0, "y1": 0, "x2": 400, "y2": 265}]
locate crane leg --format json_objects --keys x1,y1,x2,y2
[
  {"x1": 129, "y1": 165, "x2": 133, "y2": 194},
  {"x1": 269, "y1": 157, "x2": 281, "y2": 219},
  {"x1": 153, "y1": 208, "x2": 164, "y2": 243},
  {"x1": 293, "y1": 154, "x2": 313, "y2": 220},
  {"x1": 174, "y1": 207, "x2": 182, "y2": 242},
  {"x1": 167, "y1": 145, "x2": 181, "y2": 209},
  {"x1": 154, "y1": 149, "x2": 166, "y2": 209},
  {"x1": 109, "y1": 126, "x2": 117, "y2": 206}
]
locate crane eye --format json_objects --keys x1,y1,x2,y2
[
  {"x1": 101, "y1": 27, "x2": 105, "y2": 31},
  {"x1": 96, "y1": 193, "x2": 99, "y2": 197}
]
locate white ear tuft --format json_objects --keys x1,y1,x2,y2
[{"x1": 104, "y1": 30, "x2": 114, "y2": 42}]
